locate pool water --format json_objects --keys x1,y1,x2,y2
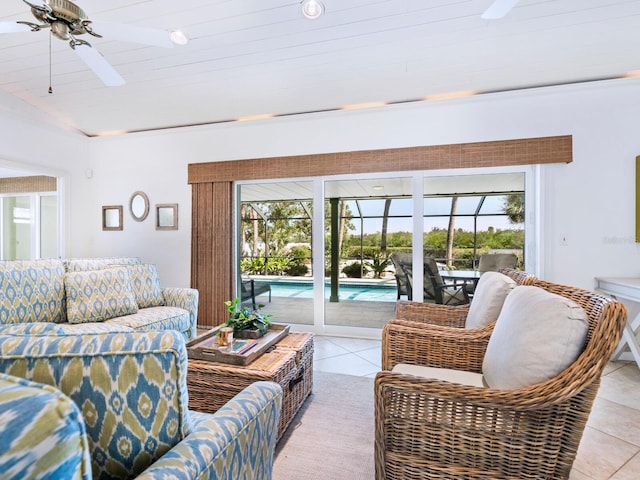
[{"x1": 269, "y1": 282, "x2": 397, "y2": 302}]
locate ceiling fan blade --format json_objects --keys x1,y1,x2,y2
[
  {"x1": 73, "y1": 44, "x2": 125, "y2": 87},
  {"x1": 0, "y1": 22, "x2": 32, "y2": 33},
  {"x1": 481, "y1": 0, "x2": 520, "y2": 19},
  {"x1": 89, "y1": 21, "x2": 173, "y2": 48}
]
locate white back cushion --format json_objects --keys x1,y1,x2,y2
[
  {"x1": 482, "y1": 286, "x2": 589, "y2": 389},
  {"x1": 465, "y1": 272, "x2": 517, "y2": 329}
]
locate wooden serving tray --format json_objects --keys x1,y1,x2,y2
[{"x1": 186, "y1": 323, "x2": 290, "y2": 366}]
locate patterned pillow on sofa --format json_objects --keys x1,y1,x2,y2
[
  {"x1": 65, "y1": 268, "x2": 138, "y2": 323},
  {"x1": 125, "y1": 264, "x2": 166, "y2": 308},
  {"x1": 0, "y1": 259, "x2": 67, "y2": 324}
]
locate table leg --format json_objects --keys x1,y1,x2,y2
[{"x1": 611, "y1": 298, "x2": 640, "y2": 368}]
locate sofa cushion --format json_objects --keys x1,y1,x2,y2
[
  {"x1": 392, "y1": 363, "x2": 486, "y2": 387},
  {"x1": 56, "y1": 322, "x2": 136, "y2": 335},
  {"x1": 0, "y1": 322, "x2": 65, "y2": 336},
  {"x1": 465, "y1": 272, "x2": 517, "y2": 329},
  {"x1": 0, "y1": 259, "x2": 67, "y2": 324},
  {"x1": 64, "y1": 257, "x2": 141, "y2": 272},
  {"x1": 127, "y1": 264, "x2": 166, "y2": 308},
  {"x1": 482, "y1": 286, "x2": 589, "y2": 389},
  {"x1": 65, "y1": 268, "x2": 138, "y2": 323},
  {"x1": 106, "y1": 306, "x2": 191, "y2": 336}
]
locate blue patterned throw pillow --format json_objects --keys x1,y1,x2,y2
[
  {"x1": 125, "y1": 264, "x2": 166, "y2": 308},
  {"x1": 65, "y1": 268, "x2": 138, "y2": 323}
]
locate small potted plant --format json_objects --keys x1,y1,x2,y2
[{"x1": 223, "y1": 298, "x2": 272, "y2": 339}]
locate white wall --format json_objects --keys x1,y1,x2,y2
[
  {"x1": 84, "y1": 78, "x2": 640, "y2": 290},
  {"x1": 0, "y1": 93, "x2": 89, "y2": 257}
]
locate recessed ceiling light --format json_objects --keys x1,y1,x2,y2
[
  {"x1": 170, "y1": 29, "x2": 189, "y2": 45},
  {"x1": 301, "y1": 0, "x2": 324, "y2": 20}
]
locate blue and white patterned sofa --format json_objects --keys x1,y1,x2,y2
[
  {"x1": 0, "y1": 328, "x2": 283, "y2": 480},
  {"x1": 0, "y1": 371, "x2": 92, "y2": 479},
  {"x1": 0, "y1": 257, "x2": 198, "y2": 340}
]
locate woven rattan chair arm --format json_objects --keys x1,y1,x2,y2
[
  {"x1": 381, "y1": 322, "x2": 490, "y2": 371},
  {"x1": 498, "y1": 268, "x2": 537, "y2": 285},
  {"x1": 375, "y1": 369, "x2": 590, "y2": 413},
  {"x1": 395, "y1": 301, "x2": 469, "y2": 326}
]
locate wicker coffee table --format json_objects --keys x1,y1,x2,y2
[{"x1": 187, "y1": 332, "x2": 313, "y2": 441}]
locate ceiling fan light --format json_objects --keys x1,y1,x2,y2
[
  {"x1": 169, "y1": 29, "x2": 188, "y2": 45},
  {"x1": 301, "y1": 0, "x2": 324, "y2": 20},
  {"x1": 51, "y1": 21, "x2": 70, "y2": 40}
]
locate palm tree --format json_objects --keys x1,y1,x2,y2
[{"x1": 504, "y1": 194, "x2": 525, "y2": 224}]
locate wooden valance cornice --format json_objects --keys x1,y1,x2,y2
[{"x1": 188, "y1": 135, "x2": 572, "y2": 184}]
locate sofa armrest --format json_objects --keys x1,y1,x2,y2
[
  {"x1": 0, "y1": 372, "x2": 92, "y2": 480},
  {"x1": 163, "y1": 287, "x2": 199, "y2": 340},
  {"x1": 0, "y1": 330, "x2": 192, "y2": 479},
  {"x1": 136, "y1": 381, "x2": 283, "y2": 480}
]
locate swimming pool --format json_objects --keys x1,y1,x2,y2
[{"x1": 269, "y1": 282, "x2": 398, "y2": 302}]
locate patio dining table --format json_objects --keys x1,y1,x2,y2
[{"x1": 438, "y1": 269, "x2": 483, "y2": 293}]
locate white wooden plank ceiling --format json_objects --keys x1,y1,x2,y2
[{"x1": 0, "y1": 0, "x2": 638, "y2": 136}]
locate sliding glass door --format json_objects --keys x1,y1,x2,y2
[
  {"x1": 236, "y1": 165, "x2": 536, "y2": 337},
  {"x1": 237, "y1": 181, "x2": 314, "y2": 327},
  {"x1": 323, "y1": 177, "x2": 412, "y2": 332}
]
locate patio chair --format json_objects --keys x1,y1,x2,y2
[
  {"x1": 376, "y1": 280, "x2": 627, "y2": 480},
  {"x1": 423, "y1": 257, "x2": 469, "y2": 305},
  {"x1": 477, "y1": 253, "x2": 518, "y2": 272},
  {"x1": 389, "y1": 252, "x2": 412, "y2": 300},
  {"x1": 392, "y1": 270, "x2": 533, "y2": 331},
  {"x1": 240, "y1": 277, "x2": 271, "y2": 309}
]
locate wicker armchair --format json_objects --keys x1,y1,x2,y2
[
  {"x1": 375, "y1": 280, "x2": 627, "y2": 480},
  {"x1": 499, "y1": 267, "x2": 536, "y2": 285}
]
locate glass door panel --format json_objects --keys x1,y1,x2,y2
[
  {"x1": 423, "y1": 173, "x2": 525, "y2": 272},
  {"x1": 237, "y1": 181, "x2": 314, "y2": 327},
  {"x1": 2, "y1": 196, "x2": 31, "y2": 260},
  {"x1": 324, "y1": 178, "x2": 411, "y2": 329}
]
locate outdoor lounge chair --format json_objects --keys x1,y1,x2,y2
[{"x1": 241, "y1": 277, "x2": 271, "y2": 309}]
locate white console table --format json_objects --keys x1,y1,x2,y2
[{"x1": 594, "y1": 277, "x2": 640, "y2": 369}]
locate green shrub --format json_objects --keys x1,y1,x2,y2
[
  {"x1": 342, "y1": 262, "x2": 367, "y2": 278},
  {"x1": 241, "y1": 257, "x2": 265, "y2": 274},
  {"x1": 285, "y1": 263, "x2": 309, "y2": 276}
]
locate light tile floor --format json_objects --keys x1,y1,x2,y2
[{"x1": 312, "y1": 335, "x2": 640, "y2": 479}]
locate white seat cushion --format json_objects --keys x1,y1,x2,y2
[
  {"x1": 465, "y1": 272, "x2": 517, "y2": 329},
  {"x1": 482, "y1": 285, "x2": 589, "y2": 389},
  {"x1": 393, "y1": 363, "x2": 485, "y2": 388}
]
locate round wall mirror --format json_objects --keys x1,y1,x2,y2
[{"x1": 129, "y1": 191, "x2": 150, "y2": 222}]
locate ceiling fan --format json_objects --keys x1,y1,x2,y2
[
  {"x1": 482, "y1": 0, "x2": 521, "y2": 19},
  {"x1": 0, "y1": 0, "x2": 178, "y2": 87}
]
